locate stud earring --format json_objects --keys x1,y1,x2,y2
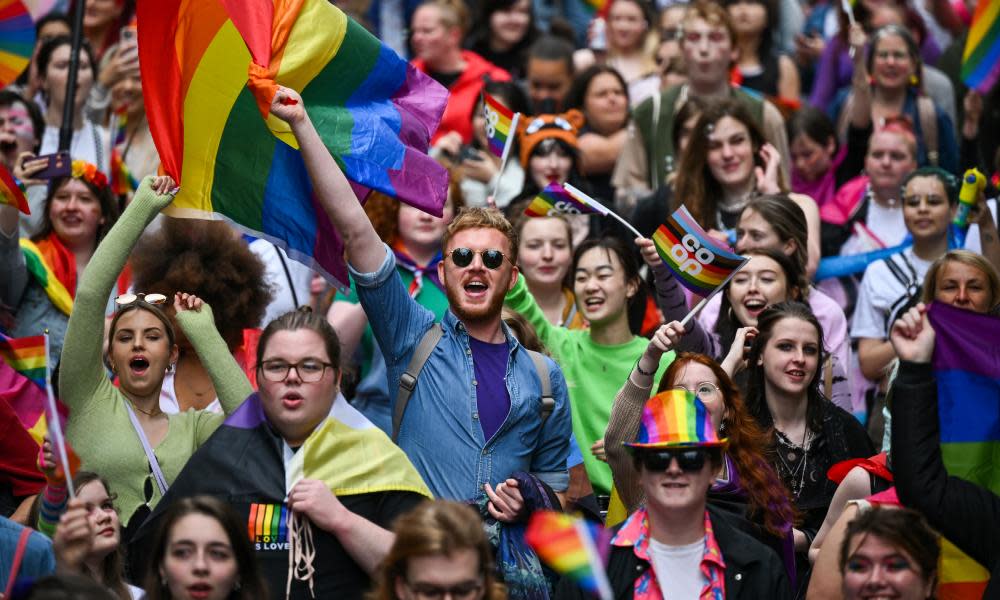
[{"x1": 909, "y1": 73, "x2": 919, "y2": 86}]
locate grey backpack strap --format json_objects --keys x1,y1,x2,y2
[
  {"x1": 525, "y1": 350, "x2": 554, "y2": 425},
  {"x1": 393, "y1": 323, "x2": 444, "y2": 443}
]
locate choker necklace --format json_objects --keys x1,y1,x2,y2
[{"x1": 129, "y1": 401, "x2": 162, "y2": 418}]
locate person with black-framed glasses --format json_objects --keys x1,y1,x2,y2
[{"x1": 556, "y1": 391, "x2": 791, "y2": 599}]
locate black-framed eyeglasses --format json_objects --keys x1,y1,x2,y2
[
  {"x1": 404, "y1": 579, "x2": 484, "y2": 600},
  {"x1": 115, "y1": 292, "x2": 168, "y2": 307},
  {"x1": 638, "y1": 448, "x2": 717, "y2": 473},
  {"x1": 259, "y1": 359, "x2": 334, "y2": 383},
  {"x1": 448, "y1": 248, "x2": 512, "y2": 270}
]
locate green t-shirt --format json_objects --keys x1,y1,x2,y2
[{"x1": 505, "y1": 277, "x2": 672, "y2": 494}]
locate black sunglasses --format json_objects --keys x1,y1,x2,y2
[
  {"x1": 638, "y1": 448, "x2": 717, "y2": 473},
  {"x1": 448, "y1": 247, "x2": 511, "y2": 270}
]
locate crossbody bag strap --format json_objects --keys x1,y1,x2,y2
[
  {"x1": 123, "y1": 400, "x2": 169, "y2": 496},
  {"x1": 3, "y1": 527, "x2": 33, "y2": 598},
  {"x1": 525, "y1": 350, "x2": 554, "y2": 425},
  {"x1": 393, "y1": 323, "x2": 444, "y2": 443}
]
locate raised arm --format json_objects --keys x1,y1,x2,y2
[
  {"x1": 503, "y1": 275, "x2": 571, "y2": 358},
  {"x1": 0, "y1": 203, "x2": 28, "y2": 309},
  {"x1": 605, "y1": 322, "x2": 683, "y2": 512},
  {"x1": 636, "y1": 237, "x2": 717, "y2": 355},
  {"x1": 59, "y1": 176, "x2": 175, "y2": 414},
  {"x1": 890, "y1": 305, "x2": 1000, "y2": 569},
  {"x1": 846, "y1": 23, "x2": 871, "y2": 131},
  {"x1": 268, "y1": 87, "x2": 385, "y2": 273},
  {"x1": 172, "y1": 293, "x2": 253, "y2": 414}
]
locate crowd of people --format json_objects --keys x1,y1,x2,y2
[{"x1": 2, "y1": 0, "x2": 999, "y2": 598}]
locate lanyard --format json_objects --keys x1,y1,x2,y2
[{"x1": 123, "y1": 399, "x2": 169, "y2": 496}]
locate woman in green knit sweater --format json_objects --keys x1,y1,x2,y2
[
  {"x1": 504, "y1": 236, "x2": 672, "y2": 495},
  {"x1": 60, "y1": 176, "x2": 253, "y2": 530}
]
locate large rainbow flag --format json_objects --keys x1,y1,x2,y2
[
  {"x1": 926, "y1": 301, "x2": 998, "y2": 597},
  {"x1": 652, "y1": 205, "x2": 748, "y2": 296},
  {"x1": 525, "y1": 511, "x2": 612, "y2": 600},
  {"x1": 136, "y1": 0, "x2": 449, "y2": 288},
  {"x1": 961, "y1": 0, "x2": 1000, "y2": 94}
]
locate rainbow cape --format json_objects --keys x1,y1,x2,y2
[
  {"x1": 137, "y1": 0, "x2": 449, "y2": 288},
  {"x1": 926, "y1": 302, "x2": 999, "y2": 596},
  {"x1": 483, "y1": 92, "x2": 517, "y2": 159},
  {"x1": 129, "y1": 392, "x2": 432, "y2": 598},
  {"x1": 0, "y1": 163, "x2": 29, "y2": 214},
  {"x1": 524, "y1": 182, "x2": 606, "y2": 218},
  {"x1": 652, "y1": 205, "x2": 749, "y2": 296},
  {"x1": 525, "y1": 511, "x2": 612, "y2": 600},
  {"x1": 961, "y1": 0, "x2": 1000, "y2": 94},
  {"x1": 18, "y1": 238, "x2": 75, "y2": 316}
]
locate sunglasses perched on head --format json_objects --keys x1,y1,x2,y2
[
  {"x1": 638, "y1": 448, "x2": 718, "y2": 473},
  {"x1": 115, "y1": 293, "x2": 168, "y2": 308},
  {"x1": 448, "y1": 248, "x2": 512, "y2": 270}
]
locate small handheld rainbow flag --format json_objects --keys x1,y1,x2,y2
[
  {"x1": 483, "y1": 92, "x2": 518, "y2": 159},
  {"x1": 525, "y1": 511, "x2": 612, "y2": 600},
  {"x1": 652, "y1": 205, "x2": 749, "y2": 297},
  {"x1": 0, "y1": 332, "x2": 46, "y2": 387},
  {"x1": 0, "y1": 332, "x2": 77, "y2": 496},
  {"x1": 961, "y1": 0, "x2": 1000, "y2": 94},
  {"x1": 524, "y1": 182, "x2": 604, "y2": 217},
  {"x1": 0, "y1": 163, "x2": 29, "y2": 214}
]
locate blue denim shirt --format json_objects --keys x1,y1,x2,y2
[{"x1": 350, "y1": 245, "x2": 571, "y2": 500}]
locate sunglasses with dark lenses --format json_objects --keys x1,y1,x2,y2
[
  {"x1": 449, "y1": 248, "x2": 511, "y2": 270},
  {"x1": 639, "y1": 448, "x2": 717, "y2": 473}
]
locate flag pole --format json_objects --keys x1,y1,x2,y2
[
  {"x1": 490, "y1": 112, "x2": 520, "y2": 202},
  {"x1": 678, "y1": 257, "x2": 750, "y2": 327},
  {"x1": 44, "y1": 331, "x2": 75, "y2": 498},
  {"x1": 563, "y1": 183, "x2": 644, "y2": 239}
]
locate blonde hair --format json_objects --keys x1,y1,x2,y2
[
  {"x1": 367, "y1": 501, "x2": 506, "y2": 600},
  {"x1": 442, "y1": 207, "x2": 519, "y2": 262},
  {"x1": 421, "y1": 0, "x2": 470, "y2": 34},
  {"x1": 922, "y1": 250, "x2": 1000, "y2": 312}
]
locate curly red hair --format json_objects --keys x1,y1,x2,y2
[{"x1": 659, "y1": 352, "x2": 795, "y2": 537}]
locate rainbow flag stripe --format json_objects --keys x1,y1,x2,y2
[
  {"x1": 652, "y1": 205, "x2": 748, "y2": 296},
  {"x1": 961, "y1": 0, "x2": 1000, "y2": 94},
  {"x1": 525, "y1": 511, "x2": 612, "y2": 600},
  {"x1": 927, "y1": 302, "x2": 999, "y2": 596},
  {"x1": 18, "y1": 238, "x2": 75, "y2": 316},
  {"x1": 0, "y1": 332, "x2": 45, "y2": 387},
  {"x1": 583, "y1": 0, "x2": 609, "y2": 15},
  {"x1": 110, "y1": 151, "x2": 138, "y2": 196},
  {"x1": 0, "y1": 163, "x2": 29, "y2": 214},
  {"x1": 137, "y1": 0, "x2": 449, "y2": 288},
  {"x1": 627, "y1": 390, "x2": 725, "y2": 449},
  {"x1": 524, "y1": 182, "x2": 600, "y2": 218},
  {"x1": 483, "y1": 92, "x2": 514, "y2": 158}
]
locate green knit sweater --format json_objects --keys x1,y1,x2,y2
[
  {"x1": 60, "y1": 178, "x2": 253, "y2": 525},
  {"x1": 505, "y1": 277, "x2": 672, "y2": 494}
]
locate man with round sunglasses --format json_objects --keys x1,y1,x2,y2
[
  {"x1": 268, "y1": 87, "x2": 572, "y2": 519},
  {"x1": 556, "y1": 390, "x2": 790, "y2": 599}
]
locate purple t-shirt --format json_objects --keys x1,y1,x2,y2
[{"x1": 468, "y1": 337, "x2": 512, "y2": 442}]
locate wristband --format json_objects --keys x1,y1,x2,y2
[{"x1": 635, "y1": 359, "x2": 655, "y2": 377}]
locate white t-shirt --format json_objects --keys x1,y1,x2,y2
[
  {"x1": 647, "y1": 537, "x2": 707, "y2": 600},
  {"x1": 248, "y1": 239, "x2": 316, "y2": 326},
  {"x1": 839, "y1": 201, "x2": 908, "y2": 257},
  {"x1": 851, "y1": 247, "x2": 933, "y2": 341},
  {"x1": 158, "y1": 370, "x2": 222, "y2": 415}
]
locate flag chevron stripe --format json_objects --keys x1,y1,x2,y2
[
  {"x1": 652, "y1": 206, "x2": 748, "y2": 295},
  {"x1": 652, "y1": 226, "x2": 745, "y2": 275}
]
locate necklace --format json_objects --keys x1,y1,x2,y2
[
  {"x1": 128, "y1": 401, "x2": 162, "y2": 418},
  {"x1": 774, "y1": 428, "x2": 811, "y2": 500}
]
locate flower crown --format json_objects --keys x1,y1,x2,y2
[{"x1": 71, "y1": 160, "x2": 108, "y2": 190}]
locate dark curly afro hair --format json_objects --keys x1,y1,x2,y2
[{"x1": 131, "y1": 218, "x2": 274, "y2": 348}]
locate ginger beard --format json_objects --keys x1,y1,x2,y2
[{"x1": 439, "y1": 228, "x2": 518, "y2": 327}]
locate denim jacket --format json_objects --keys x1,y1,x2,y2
[{"x1": 350, "y1": 245, "x2": 571, "y2": 500}]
